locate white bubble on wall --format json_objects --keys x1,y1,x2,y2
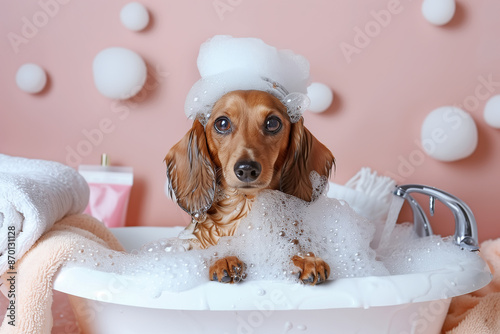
[
  {"x1": 120, "y1": 2, "x2": 150, "y2": 31},
  {"x1": 15, "y1": 63, "x2": 47, "y2": 94},
  {"x1": 421, "y1": 106, "x2": 478, "y2": 162},
  {"x1": 484, "y1": 95, "x2": 500, "y2": 129},
  {"x1": 93, "y1": 47, "x2": 147, "y2": 100},
  {"x1": 307, "y1": 82, "x2": 334, "y2": 113},
  {"x1": 421, "y1": 0, "x2": 456, "y2": 26}
]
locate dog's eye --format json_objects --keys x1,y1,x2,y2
[
  {"x1": 264, "y1": 116, "x2": 282, "y2": 134},
  {"x1": 214, "y1": 116, "x2": 232, "y2": 134}
]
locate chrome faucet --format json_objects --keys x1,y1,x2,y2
[{"x1": 393, "y1": 184, "x2": 479, "y2": 252}]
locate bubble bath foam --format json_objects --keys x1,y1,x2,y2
[{"x1": 53, "y1": 175, "x2": 491, "y2": 334}]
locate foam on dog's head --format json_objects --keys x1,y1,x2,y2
[{"x1": 184, "y1": 36, "x2": 311, "y2": 125}]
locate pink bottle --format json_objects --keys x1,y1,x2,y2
[{"x1": 78, "y1": 154, "x2": 133, "y2": 228}]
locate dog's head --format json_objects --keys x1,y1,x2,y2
[{"x1": 165, "y1": 90, "x2": 335, "y2": 219}]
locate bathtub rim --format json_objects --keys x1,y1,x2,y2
[{"x1": 53, "y1": 226, "x2": 492, "y2": 311}]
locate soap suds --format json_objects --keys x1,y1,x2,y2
[{"x1": 66, "y1": 173, "x2": 478, "y2": 297}]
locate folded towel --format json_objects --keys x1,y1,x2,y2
[
  {"x1": 0, "y1": 154, "x2": 89, "y2": 274},
  {"x1": 0, "y1": 214, "x2": 124, "y2": 334},
  {"x1": 442, "y1": 238, "x2": 500, "y2": 333}
]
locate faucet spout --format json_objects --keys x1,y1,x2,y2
[{"x1": 394, "y1": 184, "x2": 479, "y2": 252}]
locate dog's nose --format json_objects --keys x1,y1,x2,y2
[{"x1": 234, "y1": 160, "x2": 261, "y2": 182}]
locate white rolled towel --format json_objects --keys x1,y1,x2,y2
[{"x1": 0, "y1": 154, "x2": 89, "y2": 274}]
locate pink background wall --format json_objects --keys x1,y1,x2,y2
[{"x1": 1, "y1": 0, "x2": 499, "y2": 241}]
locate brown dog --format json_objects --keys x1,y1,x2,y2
[{"x1": 165, "y1": 90, "x2": 335, "y2": 285}]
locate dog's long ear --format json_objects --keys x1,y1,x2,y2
[
  {"x1": 165, "y1": 119, "x2": 216, "y2": 219},
  {"x1": 280, "y1": 118, "x2": 335, "y2": 202}
]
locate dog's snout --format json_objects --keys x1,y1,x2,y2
[{"x1": 234, "y1": 160, "x2": 262, "y2": 182}]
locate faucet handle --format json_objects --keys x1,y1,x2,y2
[{"x1": 429, "y1": 196, "x2": 435, "y2": 216}]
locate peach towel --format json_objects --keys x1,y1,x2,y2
[
  {"x1": 0, "y1": 214, "x2": 123, "y2": 334},
  {"x1": 442, "y1": 239, "x2": 500, "y2": 333}
]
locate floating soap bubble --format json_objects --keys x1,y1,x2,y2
[
  {"x1": 307, "y1": 82, "x2": 333, "y2": 113},
  {"x1": 93, "y1": 47, "x2": 147, "y2": 99},
  {"x1": 421, "y1": 106, "x2": 477, "y2": 161},
  {"x1": 16, "y1": 63, "x2": 47, "y2": 94},
  {"x1": 422, "y1": 0, "x2": 456, "y2": 26},
  {"x1": 484, "y1": 95, "x2": 500, "y2": 128},
  {"x1": 120, "y1": 2, "x2": 150, "y2": 31}
]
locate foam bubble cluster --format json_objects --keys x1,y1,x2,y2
[
  {"x1": 378, "y1": 223, "x2": 478, "y2": 274},
  {"x1": 219, "y1": 175, "x2": 389, "y2": 281},
  {"x1": 66, "y1": 174, "x2": 479, "y2": 297},
  {"x1": 67, "y1": 236, "x2": 213, "y2": 296}
]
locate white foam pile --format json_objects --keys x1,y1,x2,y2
[
  {"x1": 184, "y1": 35, "x2": 311, "y2": 125},
  {"x1": 66, "y1": 171, "x2": 478, "y2": 297}
]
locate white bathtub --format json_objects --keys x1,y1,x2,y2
[{"x1": 53, "y1": 226, "x2": 492, "y2": 334}]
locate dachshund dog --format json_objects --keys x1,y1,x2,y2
[{"x1": 165, "y1": 90, "x2": 335, "y2": 285}]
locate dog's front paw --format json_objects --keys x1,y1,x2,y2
[
  {"x1": 209, "y1": 256, "x2": 246, "y2": 284},
  {"x1": 292, "y1": 252, "x2": 330, "y2": 285}
]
